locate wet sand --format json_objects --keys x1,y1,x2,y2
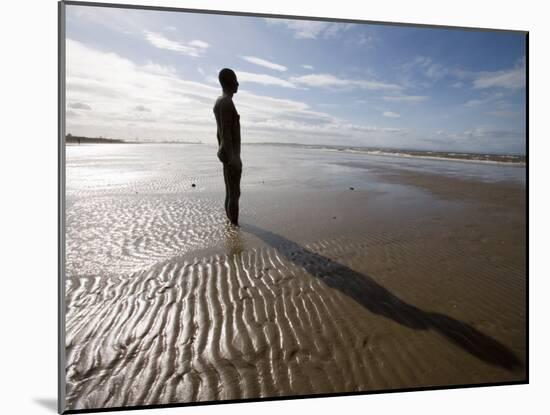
[{"x1": 64, "y1": 144, "x2": 526, "y2": 411}]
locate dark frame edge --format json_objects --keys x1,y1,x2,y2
[
  {"x1": 58, "y1": 1, "x2": 67, "y2": 414},
  {"x1": 525, "y1": 31, "x2": 529, "y2": 385},
  {"x1": 62, "y1": 0, "x2": 528, "y2": 34}
]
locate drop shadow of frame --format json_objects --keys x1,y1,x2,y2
[{"x1": 34, "y1": 398, "x2": 57, "y2": 412}]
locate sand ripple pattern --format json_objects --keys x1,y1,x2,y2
[
  {"x1": 66, "y1": 172, "x2": 222, "y2": 199},
  {"x1": 66, "y1": 195, "x2": 230, "y2": 276},
  {"x1": 65, "y1": 228, "x2": 526, "y2": 411}
]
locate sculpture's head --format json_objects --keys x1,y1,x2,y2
[{"x1": 218, "y1": 68, "x2": 239, "y2": 94}]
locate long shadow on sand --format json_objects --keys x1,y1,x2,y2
[{"x1": 241, "y1": 223, "x2": 523, "y2": 372}]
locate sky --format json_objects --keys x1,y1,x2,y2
[{"x1": 65, "y1": 5, "x2": 527, "y2": 154}]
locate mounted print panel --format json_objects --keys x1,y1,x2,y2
[{"x1": 59, "y1": 1, "x2": 527, "y2": 413}]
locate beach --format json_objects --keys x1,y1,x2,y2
[{"x1": 64, "y1": 143, "x2": 526, "y2": 410}]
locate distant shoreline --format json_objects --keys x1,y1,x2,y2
[
  {"x1": 247, "y1": 142, "x2": 526, "y2": 165},
  {"x1": 66, "y1": 135, "x2": 126, "y2": 144},
  {"x1": 64, "y1": 136, "x2": 525, "y2": 165},
  {"x1": 65, "y1": 135, "x2": 202, "y2": 145}
]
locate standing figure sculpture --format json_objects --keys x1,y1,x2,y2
[{"x1": 213, "y1": 68, "x2": 242, "y2": 226}]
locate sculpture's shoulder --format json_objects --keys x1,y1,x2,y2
[{"x1": 214, "y1": 96, "x2": 236, "y2": 114}]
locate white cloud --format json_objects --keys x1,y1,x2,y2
[
  {"x1": 237, "y1": 71, "x2": 297, "y2": 88},
  {"x1": 188, "y1": 40, "x2": 209, "y2": 49},
  {"x1": 462, "y1": 127, "x2": 522, "y2": 139},
  {"x1": 416, "y1": 57, "x2": 446, "y2": 80},
  {"x1": 290, "y1": 73, "x2": 401, "y2": 91},
  {"x1": 241, "y1": 56, "x2": 287, "y2": 72},
  {"x1": 143, "y1": 31, "x2": 209, "y2": 57},
  {"x1": 446, "y1": 59, "x2": 526, "y2": 91},
  {"x1": 401, "y1": 56, "x2": 525, "y2": 93},
  {"x1": 383, "y1": 111, "x2": 400, "y2": 118},
  {"x1": 421, "y1": 127, "x2": 525, "y2": 153},
  {"x1": 302, "y1": 64, "x2": 314, "y2": 70},
  {"x1": 383, "y1": 95, "x2": 429, "y2": 102},
  {"x1": 66, "y1": 39, "x2": 404, "y2": 146},
  {"x1": 463, "y1": 91, "x2": 504, "y2": 108},
  {"x1": 265, "y1": 18, "x2": 353, "y2": 40},
  {"x1": 473, "y1": 66, "x2": 525, "y2": 90},
  {"x1": 434, "y1": 127, "x2": 522, "y2": 142},
  {"x1": 66, "y1": 39, "x2": 219, "y2": 139},
  {"x1": 401, "y1": 56, "x2": 448, "y2": 87}
]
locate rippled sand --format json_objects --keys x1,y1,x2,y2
[{"x1": 63, "y1": 144, "x2": 526, "y2": 411}]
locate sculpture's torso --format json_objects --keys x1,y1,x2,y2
[{"x1": 213, "y1": 96, "x2": 241, "y2": 158}]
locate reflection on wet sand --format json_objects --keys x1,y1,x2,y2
[{"x1": 224, "y1": 223, "x2": 245, "y2": 257}]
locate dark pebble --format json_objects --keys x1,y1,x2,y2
[
  {"x1": 191, "y1": 183, "x2": 196, "y2": 187},
  {"x1": 349, "y1": 187, "x2": 354, "y2": 190}
]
